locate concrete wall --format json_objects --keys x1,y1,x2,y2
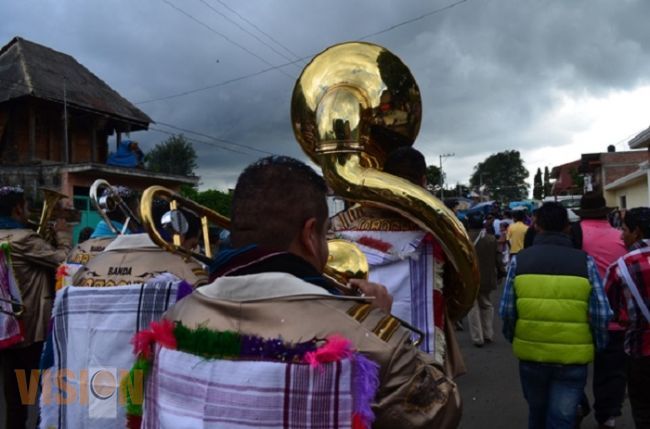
[{"x1": 605, "y1": 175, "x2": 649, "y2": 209}]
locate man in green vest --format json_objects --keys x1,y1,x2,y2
[{"x1": 499, "y1": 201, "x2": 612, "y2": 429}]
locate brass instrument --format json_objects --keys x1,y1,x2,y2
[
  {"x1": 36, "y1": 187, "x2": 68, "y2": 243},
  {"x1": 291, "y1": 42, "x2": 480, "y2": 321},
  {"x1": 140, "y1": 185, "x2": 230, "y2": 265},
  {"x1": 89, "y1": 179, "x2": 141, "y2": 234},
  {"x1": 140, "y1": 187, "x2": 426, "y2": 343}
]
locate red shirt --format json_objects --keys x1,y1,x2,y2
[
  {"x1": 581, "y1": 219, "x2": 627, "y2": 278},
  {"x1": 605, "y1": 240, "x2": 650, "y2": 357}
]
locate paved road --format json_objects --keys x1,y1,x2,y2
[{"x1": 455, "y1": 282, "x2": 635, "y2": 429}]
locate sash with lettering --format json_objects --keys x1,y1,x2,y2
[{"x1": 39, "y1": 279, "x2": 192, "y2": 429}]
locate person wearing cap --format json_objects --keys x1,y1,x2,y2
[
  {"x1": 0, "y1": 185, "x2": 72, "y2": 428},
  {"x1": 604, "y1": 207, "x2": 650, "y2": 428},
  {"x1": 575, "y1": 192, "x2": 627, "y2": 428},
  {"x1": 71, "y1": 201, "x2": 207, "y2": 288}
]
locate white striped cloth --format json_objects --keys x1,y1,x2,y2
[
  {"x1": 0, "y1": 245, "x2": 22, "y2": 348},
  {"x1": 335, "y1": 230, "x2": 446, "y2": 365},
  {"x1": 39, "y1": 280, "x2": 186, "y2": 429},
  {"x1": 143, "y1": 346, "x2": 354, "y2": 429}
]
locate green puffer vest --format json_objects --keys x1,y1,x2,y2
[{"x1": 513, "y1": 232, "x2": 594, "y2": 365}]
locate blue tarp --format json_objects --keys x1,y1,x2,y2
[{"x1": 106, "y1": 139, "x2": 144, "y2": 168}]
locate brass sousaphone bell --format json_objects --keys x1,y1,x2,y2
[{"x1": 291, "y1": 42, "x2": 480, "y2": 321}]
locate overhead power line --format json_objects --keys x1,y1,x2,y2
[
  {"x1": 161, "y1": 0, "x2": 293, "y2": 79},
  {"x1": 359, "y1": 0, "x2": 468, "y2": 40},
  {"x1": 198, "y1": 0, "x2": 300, "y2": 67},
  {"x1": 215, "y1": 0, "x2": 301, "y2": 60},
  {"x1": 140, "y1": 0, "x2": 470, "y2": 105}
]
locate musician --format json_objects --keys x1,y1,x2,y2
[
  {"x1": 66, "y1": 185, "x2": 139, "y2": 266},
  {"x1": 71, "y1": 200, "x2": 207, "y2": 287},
  {"x1": 164, "y1": 156, "x2": 461, "y2": 428},
  {"x1": 0, "y1": 185, "x2": 72, "y2": 429},
  {"x1": 331, "y1": 147, "x2": 465, "y2": 377}
]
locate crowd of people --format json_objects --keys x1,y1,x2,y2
[
  {"x1": 0, "y1": 149, "x2": 649, "y2": 429},
  {"x1": 462, "y1": 192, "x2": 650, "y2": 429}
]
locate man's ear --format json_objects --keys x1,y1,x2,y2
[{"x1": 299, "y1": 217, "x2": 319, "y2": 259}]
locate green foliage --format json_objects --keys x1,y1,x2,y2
[
  {"x1": 568, "y1": 168, "x2": 585, "y2": 194},
  {"x1": 470, "y1": 150, "x2": 530, "y2": 202},
  {"x1": 145, "y1": 134, "x2": 197, "y2": 176},
  {"x1": 425, "y1": 165, "x2": 442, "y2": 189},
  {"x1": 543, "y1": 166, "x2": 552, "y2": 197},
  {"x1": 180, "y1": 185, "x2": 232, "y2": 217},
  {"x1": 533, "y1": 168, "x2": 543, "y2": 200}
]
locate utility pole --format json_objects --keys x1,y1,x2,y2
[
  {"x1": 439, "y1": 153, "x2": 455, "y2": 199},
  {"x1": 63, "y1": 77, "x2": 69, "y2": 164}
]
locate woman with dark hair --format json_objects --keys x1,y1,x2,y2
[{"x1": 605, "y1": 207, "x2": 650, "y2": 428}]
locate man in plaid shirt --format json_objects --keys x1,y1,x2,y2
[
  {"x1": 499, "y1": 202, "x2": 611, "y2": 428},
  {"x1": 605, "y1": 207, "x2": 650, "y2": 428}
]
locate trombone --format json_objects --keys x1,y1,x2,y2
[
  {"x1": 140, "y1": 186, "x2": 425, "y2": 344},
  {"x1": 89, "y1": 179, "x2": 142, "y2": 235},
  {"x1": 140, "y1": 185, "x2": 229, "y2": 265},
  {"x1": 140, "y1": 186, "x2": 384, "y2": 290}
]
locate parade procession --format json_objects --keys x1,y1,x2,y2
[{"x1": 4, "y1": 2, "x2": 650, "y2": 429}]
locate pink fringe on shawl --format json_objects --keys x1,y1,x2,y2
[
  {"x1": 304, "y1": 335, "x2": 354, "y2": 368},
  {"x1": 131, "y1": 319, "x2": 177, "y2": 359}
]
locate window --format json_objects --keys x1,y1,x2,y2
[{"x1": 620, "y1": 195, "x2": 627, "y2": 209}]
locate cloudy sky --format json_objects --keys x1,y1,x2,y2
[{"x1": 4, "y1": 0, "x2": 650, "y2": 193}]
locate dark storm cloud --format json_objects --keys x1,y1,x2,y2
[{"x1": 4, "y1": 0, "x2": 650, "y2": 189}]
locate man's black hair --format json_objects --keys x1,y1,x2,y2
[
  {"x1": 230, "y1": 156, "x2": 328, "y2": 249},
  {"x1": 536, "y1": 202, "x2": 568, "y2": 232},
  {"x1": 624, "y1": 207, "x2": 650, "y2": 239},
  {"x1": 0, "y1": 191, "x2": 25, "y2": 217},
  {"x1": 383, "y1": 147, "x2": 426, "y2": 185},
  {"x1": 513, "y1": 210, "x2": 525, "y2": 222}
]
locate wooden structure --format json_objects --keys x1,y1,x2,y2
[{"x1": 0, "y1": 36, "x2": 198, "y2": 196}]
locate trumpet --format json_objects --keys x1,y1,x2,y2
[
  {"x1": 89, "y1": 179, "x2": 141, "y2": 235},
  {"x1": 35, "y1": 187, "x2": 68, "y2": 244}
]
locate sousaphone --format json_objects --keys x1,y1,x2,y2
[{"x1": 291, "y1": 42, "x2": 479, "y2": 320}]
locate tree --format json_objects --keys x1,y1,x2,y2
[
  {"x1": 145, "y1": 134, "x2": 197, "y2": 176},
  {"x1": 469, "y1": 150, "x2": 529, "y2": 202},
  {"x1": 425, "y1": 165, "x2": 442, "y2": 190},
  {"x1": 533, "y1": 168, "x2": 543, "y2": 200},
  {"x1": 568, "y1": 168, "x2": 585, "y2": 194},
  {"x1": 180, "y1": 185, "x2": 232, "y2": 217},
  {"x1": 543, "y1": 166, "x2": 552, "y2": 197}
]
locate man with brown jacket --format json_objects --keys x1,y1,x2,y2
[
  {"x1": 0, "y1": 186, "x2": 71, "y2": 429},
  {"x1": 162, "y1": 156, "x2": 461, "y2": 428},
  {"x1": 467, "y1": 214, "x2": 505, "y2": 347}
]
